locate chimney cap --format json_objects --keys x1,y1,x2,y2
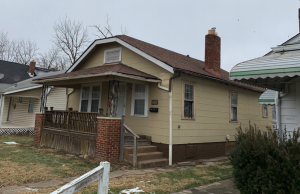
[{"x1": 208, "y1": 27, "x2": 218, "y2": 36}]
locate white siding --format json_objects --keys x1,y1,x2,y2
[
  {"x1": 46, "y1": 87, "x2": 67, "y2": 110},
  {"x1": 5, "y1": 97, "x2": 40, "y2": 127},
  {"x1": 280, "y1": 83, "x2": 299, "y2": 133}
]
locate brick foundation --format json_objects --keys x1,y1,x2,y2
[
  {"x1": 152, "y1": 141, "x2": 232, "y2": 163},
  {"x1": 34, "y1": 113, "x2": 44, "y2": 146},
  {"x1": 95, "y1": 117, "x2": 121, "y2": 162}
]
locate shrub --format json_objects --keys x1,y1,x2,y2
[{"x1": 229, "y1": 124, "x2": 300, "y2": 194}]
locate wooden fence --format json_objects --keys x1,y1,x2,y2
[{"x1": 41, "y1": 110, "x2": 98, "y2": 157}]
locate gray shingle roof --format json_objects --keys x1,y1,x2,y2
[{"x1": 0, "y1": 60, "x2": 31, "y2": 84}]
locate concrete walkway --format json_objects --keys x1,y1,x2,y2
[{"x1": 173, "y1": 179, "x2": 240, "y2": 194}]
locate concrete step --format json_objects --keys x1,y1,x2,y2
[
  {"x1": 123, "y1": 146, "x2": 157, "y2": 156},
  {"x1": 124, "y1": 139, "x2": 151, "y2": 147},
  {"x1": 125, "y1": 152, "x2": 163, "y2": 162},
  {"x1": 138, "y1": 158, "x2": 169, "y2": 169}
]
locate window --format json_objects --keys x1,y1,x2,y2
[
  {"x1": 263, "y1": 105, "x2": 268, "y2": 118},
  {"x1": 131, "y1": 84, "x2": 148, "y2": 117},
  {"x1": 28, "y1": 98, "x2": 35, "y2": 113},
  {"x1": 18, "y1": 97, "x2": 22, "y2": 103},
  {"x1": 182, "y1": 82, "x2": 195, "y2": 119},
  {"x1": 80, "y1": 85, "x2": 101, "y2": 112},
  {"x1": 230, "y1": 92, "x2": 238, "y2": 122},
  {"x1": 104, "y1": 48, "x2": 122, "y2": 64}
]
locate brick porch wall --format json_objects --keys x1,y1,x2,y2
[
  {"x1": 152, "y1": 142, "x2": 231, "y2": 163},
  {"x1": 34, "y1": 113, "x2": 44, "y2": 146},
  {"x1": 95, "y1": 117, "x2": 121, "y2": 162}
]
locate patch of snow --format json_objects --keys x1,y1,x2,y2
[
  {"x1": 25, "y1": 188, "x2": 38, "y2": 191},
  {"x1": 120, "y1": 187, "x2": 144, "y2": 194}
]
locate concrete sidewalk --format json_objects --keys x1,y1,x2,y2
[{"x1": 172, "y1": 179, "x2": 240, "y2": 194}]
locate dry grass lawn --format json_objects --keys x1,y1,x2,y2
[{"x1": 0, "y1": 135, "x2": 132, "y2": 188}]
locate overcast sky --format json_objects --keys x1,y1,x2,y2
[{"x1": 1, "y1": 0, "x2": 299, "y2": 71}]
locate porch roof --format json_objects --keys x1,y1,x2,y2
[{"x1": 32, "y1": 63, "x2": 161, "y2": 84}]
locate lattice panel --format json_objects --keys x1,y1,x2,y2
[{"x1": 0, "y1": 127, "x2": 34, "y2": 135}]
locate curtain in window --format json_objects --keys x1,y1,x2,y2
[
  {"x1": 231, "y1": 94, "x2": 237, "y2": 121},
  {"x1": 184, "y1": 84, "x2": 194, "y2": 118},
  {"x1": 28, "y1": 98, "x2": 35, "y2": 113}
]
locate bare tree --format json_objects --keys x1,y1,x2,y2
[
  {"x1": 0, "y1": 30, "x2": 38, "y2": 64},
  {"x1": 91, "y1": 16, "x2": 128, "y2": 39},
  {"x1": 37, "y1": 47, "x2": 71, "y2": 70},
  {"x1": 11, "y1": 39, "x2": 38, "y2": 64},
  {"x1": 53, "y1": 17, "x2": 89, "y2": 65}
]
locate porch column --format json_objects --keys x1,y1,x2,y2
[
  {"x1": 34, "y1": 113, "x2": 44, "y2": 146},
  {"x1": 95, "y1": 117, "x2": 121, "y2": 162}
]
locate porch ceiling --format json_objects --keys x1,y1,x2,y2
[{"x1": 32, "y1": 63, "x2": 161, "y2": 87}]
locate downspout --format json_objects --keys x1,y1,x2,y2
[
  {"x1": 168, "y1": 71, "x2": 182, "y2": 165},
  {"x1": 0, "y1": 95, "x2": 5, "y2": 128}
]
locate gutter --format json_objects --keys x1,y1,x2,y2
[{"x1": 168, "y1": 71, "x2": 182, "y2": 165}]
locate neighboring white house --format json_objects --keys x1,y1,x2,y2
[
  {"x1": 0, "y1": 70, "x2": 67, "y2": 133},
  {"x1": 230, "y1": 31, "x2": 300, "y2": 138}
]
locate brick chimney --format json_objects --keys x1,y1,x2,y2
[
  {"x1": 28, "y1": 60, "x2": 36, "y2": 77},
  {"x1": 203, "y1": 28, "x2": 221, "y2": 77}
]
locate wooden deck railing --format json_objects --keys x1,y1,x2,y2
[{"x1": 44, "y1": 110, "x2": 98, "y2": 133}]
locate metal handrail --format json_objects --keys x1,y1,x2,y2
[
  {"x1": 119, "y1": 116, "x2": 139, "y2": 168},
  {"x1": 123, "y1": 124, "x2": 140, "y2": 138}
]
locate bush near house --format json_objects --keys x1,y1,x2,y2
[{"x1": 229, "y1": 124, "x2": 300, "y2": 194}]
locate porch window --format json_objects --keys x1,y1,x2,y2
[
  {"x1": 263, "y1": 105, "x2": 268, "y2": 118},
  {"x1": 182, "y1": 82, "x2": 195, "y2": 119},
  {"x1": 104, "y1": 48, "x2": 122, "y2": 64},
  {"x1": 80, "y1": 85, "x2": 101, "y2": 112},
  {"x1": 131, "y1": 84, "x2": 148, "y2": 117},
  {"x1": 230, "y1": 92, "x2": 238, "y2": 122},
  {"x1": 28, "y1": 98, "x2": 35, "y2": 113}
]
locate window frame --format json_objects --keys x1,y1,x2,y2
[
  {"x1": 262, "y1": 105, "x2": 268, "y2": 118},
  {"x1": 103, "y1": 47, "x2": 122, "y2": 64},
  {"x1": 130, "y1": 84, "x2": 149, "y2": 117},
  {"x1": 229, "y1": 92, "x2": 238, "y2": 122},
  {"x1": 79, "y1": 83, "x2": 102, "y2": 113},
  {"x1": 28, "y1": 97, "x2": 35, "y2": 113},
  {"x1": 181, "y1": 81, "x2": 195, "y2": 120}
]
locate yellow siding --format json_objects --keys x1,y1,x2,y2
[
  {"x1": 73, "y1": 42, "x2": 172, "y2": 88},
  {"x1": 3, "y1": 97, "x2": 40, "y2": 127},
  {"x1": 172, "y1": 73, "x2": 273, "y2": 144},
  {"x1": 68, "y1": 89, "x2": 81, "y2": 111},
  {"x1": 125, "y1": 82, "x2": 170, "y2": 143},
  {"x1": 46, "y1": 87, "x2": 67, "y2": 110}
]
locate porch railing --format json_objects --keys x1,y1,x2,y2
[{"x1": 44, "y1": 110, "x2": 98, "y2": 133}]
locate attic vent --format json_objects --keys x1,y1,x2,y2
[{"x1": 104, "y1": 48, "x2": 122, "y2": 64}]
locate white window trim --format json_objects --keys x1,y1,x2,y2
[
  {"x1": 79, "y1": 83, "x2": 102, "y2": 112},
  {"x1": 229, "y1": 92, "x2": 238, "y2": 122},
  {"x1": 262, "y1": 105, "x2": 268, "y2": 118},
  {"x1": 131, "y1": 84, "x2": 149, "y2": 117},
  {"x1": 103, "y1": 47, "x2": 122, "y2": 64}
]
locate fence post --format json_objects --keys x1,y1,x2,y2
[
  {"x1": 133, "y1": 136, "x2": 137, "y2": 168},
  {"x1": 98, "y1": 161, "x2": 110, "y2": 194},
  {"x1": 119, "y1": 116, "x2": 125, "y2": 161}
]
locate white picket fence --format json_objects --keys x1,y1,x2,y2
[{"x1": 51, "y1": 161, "x2": 110, "y2": 194}]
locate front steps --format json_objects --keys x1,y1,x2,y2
[{"x1": 123, "y1": 134, "x2": 168, "y2": 168}]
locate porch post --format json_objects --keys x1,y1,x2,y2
[
  {"x1": 34, "y1": 113, "x2": 44, "y2": 146},
  {"x1": 0, "y1": 95, "x2": 5, "y2": 128},
  {"x1": 95, "y1": 117, "x2": 121, "y2": 162}
]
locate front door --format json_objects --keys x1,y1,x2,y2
[{"x1": 115, "y1": 83, "x2": 126, "y2": 117}]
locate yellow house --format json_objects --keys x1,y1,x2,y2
[{"x1": 32, "y1": 28, "x2": 272, "y2": 164}]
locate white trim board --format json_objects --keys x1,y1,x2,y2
[
  {"x1": 4, "y1": 85, "x2": 42, "y2": 95},
  {"x1": 67, "y1": 38, "x2": 174, "y2": 74}
]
